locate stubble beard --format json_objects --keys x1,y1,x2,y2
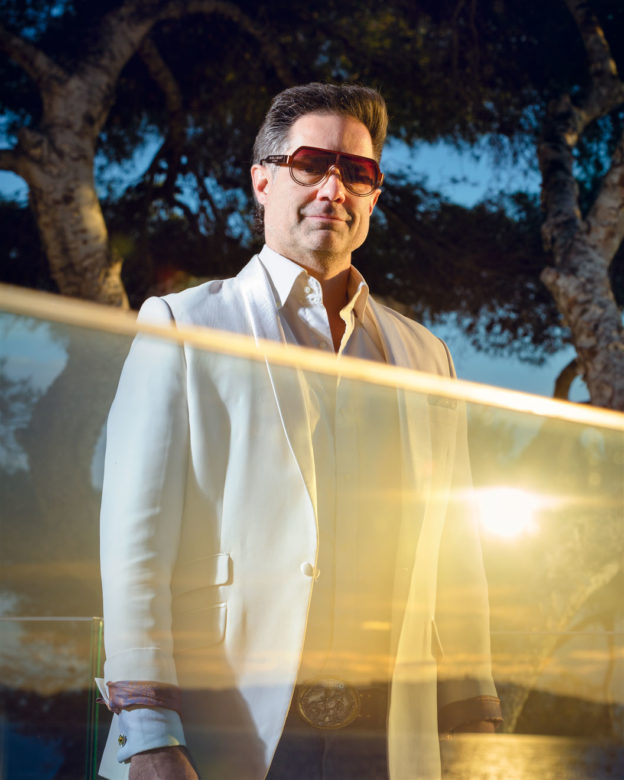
[{"x1": 295, "y1": 218, "x2": 356, "y2": 274}]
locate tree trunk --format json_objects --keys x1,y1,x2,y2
[
  {"x1": 0, "y1": 0, "x2": 292, "y2": 308},
  {"x1": 538, "y1": 1, "x2": 624, "y2": 410},
  {"x1": 22, "y1": 134, "x2": 127, "y2": 306},
  {"x1": 540, "y1": 236, "x2": 624, "y2": 409}
]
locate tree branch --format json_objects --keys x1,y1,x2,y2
[
  {"x1": 193, "y1": 170, "x2": 227, "y2": 232},
  {"x1": 553, "y1": 358, "x2": 580, "y2": 400},
  {"x1": 137, "y1": 35, "x2": 185, "y2": 196},
  {"x1": 182, "y1": 0, "x2": 295, "y2": 86},
  {"x1": 586, "y1": 126, "x2": 624, "y2": 264},
  {"x1": 173, "y1": 196, "x2": 201, "y2": 234},
  {"x1": 70, "y1": 0, "x2": 293, "y2": 138},
  {"x1": 0, "y1": 22, "x2": 65, "y2": 88},
  {"x1": 565, "y1": 0, "x2": 621, "y2": 90},
  {"x1": 539, "y1": 2, "x2": 624, "y2": 255},
  {"x1": 564, "y1": 0, "x2": 624, "y2": 127},
  {"x1": 82, "y1": 0, "x2": 293, "y2": 104},
  {"x1": 0, "y1": 148, "x2": 24, "y2": 175}
]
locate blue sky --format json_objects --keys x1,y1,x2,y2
[
  {"x1": 0, "y1": 138, "x2": 588, "y2": 402},
  {"x1": 380, "y1": 139, "x2": 588, "y2": 401}
]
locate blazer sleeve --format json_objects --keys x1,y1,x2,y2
[
  {"x1": 100, "y1": 297, "x2": 189, "y2": 685},
  {"x1": 433, "y1": 344, "x2": 501, "y2": 726}
]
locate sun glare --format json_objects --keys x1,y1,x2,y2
[{"x1": 476, "y1": 487, "x2": 543, "y2": 539}]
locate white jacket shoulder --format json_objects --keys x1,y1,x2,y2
[
  {"x1": 137, "y1": 278, "x2": 240, "y2": 331},
  {"x1": 370, "y1": 299, "x2": 456, "y2": 378}
]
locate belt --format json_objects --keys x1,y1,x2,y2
[{"x1": 287, "y1": 679, "x2": 389, "y2": 731}]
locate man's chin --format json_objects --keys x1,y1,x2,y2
[{"x1": 303, "y1": 226, "x2": 349, "y2": 249}]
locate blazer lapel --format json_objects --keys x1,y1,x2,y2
[
  {"x1": 365, "y1": 297, "x2": 413, "y2": 368},
  {"x1": 236, "y1": 256, "x2": 317, "y2": 514}
]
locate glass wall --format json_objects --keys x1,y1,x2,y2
[{"x1": 1, "y1": 285, "x2": 622, "y2": 779}]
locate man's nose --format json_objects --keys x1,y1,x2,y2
[{"x1": 316, "y1": 165, "x2": 347, "y2": 202}]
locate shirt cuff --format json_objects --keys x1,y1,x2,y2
[
  {"x1": 116, "y1": 707, "x2": 186, "y2": 763},
  {"x1": 438, "y1": 695, "x2": 503, "y2": 734}
]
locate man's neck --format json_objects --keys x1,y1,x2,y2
[
  {"x1": 308, "y1": 266, "x2": 350, "y2": 312},
  {"x1": 300, "y1": 262, "x2": 351, "y2": 353},
  {"x1": 263, "y1": 244, "x2": 355, "y2": 351}
]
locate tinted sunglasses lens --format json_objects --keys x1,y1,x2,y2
[
  {"x1": 290, "y1": 149, "x2": 378, "y2": 194},
  {"x1": 340, "y1": 158, "x2": 377, "y2": 194},
  {"x1": 291, "y1": 149, "x2": 335, "y2": 185}
]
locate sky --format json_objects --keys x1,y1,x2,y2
[
  {"x1": 0, "y1": 137, "x2": 588, "y2": 403},
  {"x1": 381, "y1": 139, "x2": 588, "y2": 402}
]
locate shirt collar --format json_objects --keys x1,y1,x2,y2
[
  {"x1": 258, "y1": 244, "x2": 370, "y2": 319},
  {"x1": 345, "y1": 264, "x2": 370, "y2": 321},
  {"x1": 258, "y1": 245, "x2": 306, "y2": 309}
]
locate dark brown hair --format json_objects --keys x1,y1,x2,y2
[{"x1": 253, "y1": 82, "x2": 387, "y2": 165}]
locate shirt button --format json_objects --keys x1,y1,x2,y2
[{"x1": 300, "y1": 562, "x2": 320, "y2": 579}]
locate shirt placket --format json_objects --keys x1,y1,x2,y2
[{"x1": 327, "y1": 371, "x2": 359, "y2": 677}]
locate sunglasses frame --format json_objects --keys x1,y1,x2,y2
[{"x1": 260, "y1": 146, "x2": 384, "y2": 196}]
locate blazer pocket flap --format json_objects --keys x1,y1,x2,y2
[
  {"x1": 427, "y1": 394, "x2": 458, "y2": 410},
  {"x1": 173, "y1": 601, "x2": 227, "y2": 652},
  {"x1": 174, "y1": 553, "x2": 232, "y2": 596}
]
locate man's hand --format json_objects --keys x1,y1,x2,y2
[{"x1": 129, "y1": 746, "x2": 198, "y2": 779}]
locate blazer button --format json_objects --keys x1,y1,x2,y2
[{"x1": 300, "y1": 562, "x2": 319, "y2": 579}]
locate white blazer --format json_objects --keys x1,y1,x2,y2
[{"x1": 99, "y1": 255, "x2": 496, "y2": 779}]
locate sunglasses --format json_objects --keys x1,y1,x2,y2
[{"x1": 261, "y1": 146, "x2": 384, "y2": 196}]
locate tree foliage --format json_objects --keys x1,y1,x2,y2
[{"x1": 0, "y1": 0, "x2": 623, "y2": 379}]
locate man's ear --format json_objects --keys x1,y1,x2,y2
[
  {"x1": 369, "y1": 188, "x2": 381, "y2": 215},
  {"x1": 251, "y1": 164, "x2": 271, "y2": 205}
]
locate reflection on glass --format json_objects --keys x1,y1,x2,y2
[
  {"x1": 1, "y1": 290, "x2": 623, "y2": 779},
  {"x1": 476, "y1": 487, "x2": 544, "y2": 538},
  {"x1": 0, "y1": 617, "x2": 103, "y2": 779}
]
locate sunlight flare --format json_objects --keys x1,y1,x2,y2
[{"x1": 476, "y1": 487, "x2": 547, "y2": 538}]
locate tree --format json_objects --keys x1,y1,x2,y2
[
  {"x1": 538, "y1": 0, "x2": 624, "y2": 409},
  {"x1": 0, "y1": 0, "x2": 293, "y2": 306},
  {"x1": 0, "y1": 0, "x2": 623, "y2": 406}
]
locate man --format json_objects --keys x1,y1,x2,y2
[{"x1": 98, "y1": 83, "x2": 501, "y2": 780}]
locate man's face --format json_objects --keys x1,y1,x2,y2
[{"x1": 251, "y1": 112, "x2": 381, "y2": 275}]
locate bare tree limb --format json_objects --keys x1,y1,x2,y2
[
  {"x1": 0, "y1": 148, "x2": 24, "y2": 175},
  {"x1": 538, "y1": 94, "x2": 584, "y2": 254},
  {"x1": 564, "y1": 0, "x2": 623, "y2": 108},
  {"x1": 80, "y1": 0, "x2": 293, "y2": 115},
  {"x1": 586, "y1": 126, "x2": 624, "y2": 264},
  {"x1": 137, "y1": 35, "x2": 185, "y2": 196},
  {"x1": 553, "y1": 357, "x2": 580, "y2": 400},
  {"x1": 173, "y1": 196, "x2": 201, "y2": 234},
  {"x1": 193, "y1": 171, "x2": 227, "y2": 232},
  {"x1": 540, "y1": 0, "x2": 624, "y2": 254},
  {"x1": 182, "y1": 0, "x2": 295, "y2": 86},
  {"x1": 0, "y1": 22, "x2": 66, "y2": 88}
]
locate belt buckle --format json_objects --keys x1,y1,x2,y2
[{"x1": 297, "y1": 679, "x2": 360, "y2": 729}]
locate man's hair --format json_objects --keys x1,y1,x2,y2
[
  {"x1": 253, "y1": 82, "x2": 388, "y2": 165},
  {"x1": 252, "y1": 83, "x2": 388, "y2": 231}
]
